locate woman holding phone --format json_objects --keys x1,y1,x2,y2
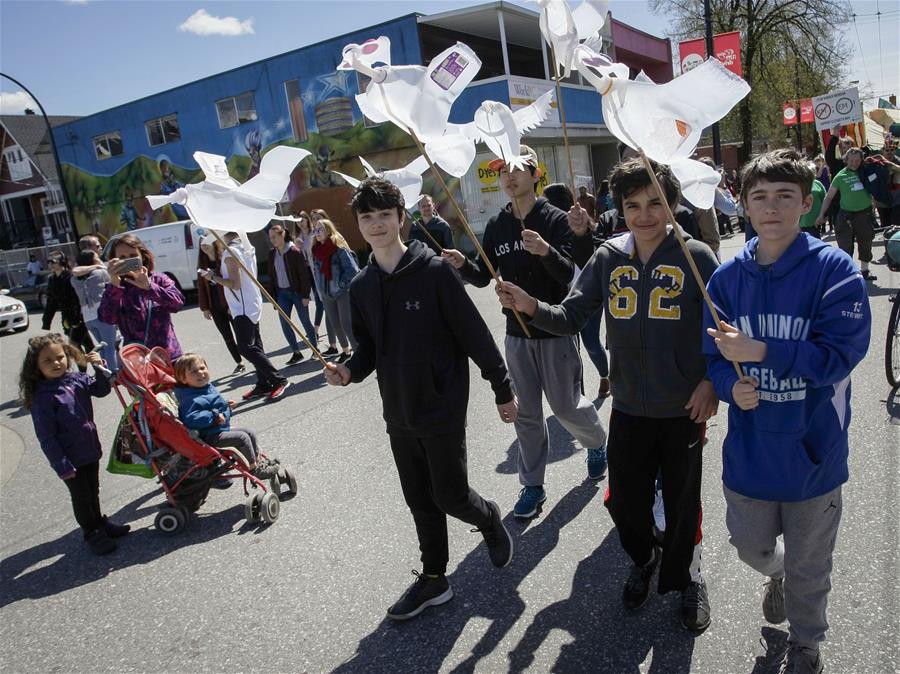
[{"x1": 99, "y1": 233, "x2": 185, "y2": 359}]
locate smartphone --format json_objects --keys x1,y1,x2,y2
[{"x1": 116, "y1": 257, "x2": 142, "y2": 274}]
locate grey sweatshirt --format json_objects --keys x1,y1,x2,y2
[
  {"x1": 70, "y1": 267, "x2": 110, "y2": 323},
  {"x1": 530, "y1": 228, "x2": 719, "y2": 418}
]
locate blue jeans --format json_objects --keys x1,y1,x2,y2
[
  {"x1": 579, "y1": 311, "x2": 609, "y2": 378},
  {"x1": 86, "y1": 318, "x2": 119, "y2": 372},
  {"x1": 275, "y1": 287, "x2": 316, "y2": 352}
]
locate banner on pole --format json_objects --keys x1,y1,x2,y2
[
  {"x1": 783, "y1": 104, "x2": 798, "y2": 126},
  {"x1": 812, "y1": 87, "x2": 863, "y2": 131},
  {"x1": 800, "y1": 99, "x2": 814, "y2": 124},
  {"x1": 678, "y1": 31, "x2": 743, "y2": 77}
]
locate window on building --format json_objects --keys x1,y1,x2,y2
[
  {"x1": 215, "y1": 91, "x2": 257, "y2": 129},
  {"x1": 3, "y1": 144, "x2": 33, "y2": 181},
  {"x1": 93, "y1": 132, "x2": 123, "y2": 161},
  {"x1": 284, "y1": 79, "x2": 308, "y2": 142},
  {"x1": 145, "y1": 114, "x2": 181, "y2": 147}
]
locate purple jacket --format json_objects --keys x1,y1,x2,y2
[
  {"x1": 30, "y1": 372, "x2": 111, "y2": 478},
  {"x1": 99, "y1": 273, "x2": 185, "y2": 359}
]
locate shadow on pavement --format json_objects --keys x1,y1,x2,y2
[
  {"x1": 495, "y1": 415, "x2": 579, "y2": 475},
  {"x1": 0, "y1": 398, "x2": 29, "y2": 420},
  {"x1": 332, "y1": 482, "x2": 601, "y2": 674},
  {"x1": 0, "y1": 486, "x2": 262, "y2": 609}
]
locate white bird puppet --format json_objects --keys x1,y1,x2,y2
[
  {"x1": 332, "y1": 154, "x2": 429, "y2": 208},
  {"x1": 573, "y1": 46, "x2": 750, "y2": 208},
  {"x1": 536, "y1": 0, "x2": 609, "y2": 78},
  {"x1": 338, "y1": 37, "x2": 481, "y2": 177},
  {"x1": 452, "y1": 91, "x2": 555, "y2": 171},
  {"x1": 146, "y1": 146, "x2": 311, "y2": 233}
]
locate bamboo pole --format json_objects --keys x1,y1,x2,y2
[
  {"x1": 409, "y1": 213, "x2": 444, "y2": 252},
  {"x1": 208, "y1": 229, "x2": 328, "y2": 368},
  {"x1": 637, "y1": 150, "x2": 744, "y2": 378}
]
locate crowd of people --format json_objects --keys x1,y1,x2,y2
[{"x1": 19, "y1": 133, "x2": 884, "y2": 674}]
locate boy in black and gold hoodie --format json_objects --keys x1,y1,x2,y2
[
  {"x1": 499, "y1": 158, "x2": 719, "y2": 632},
  {"x1": 324, "y1": 177, "x2": 518, "y2": 621}
]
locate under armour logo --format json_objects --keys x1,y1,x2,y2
[{"x1": 405, "y1": 300, "x2": 421, "y2": 310}]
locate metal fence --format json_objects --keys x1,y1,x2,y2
[{"x1": 0, "y1": 242, "x2": 78, "y2": 288}]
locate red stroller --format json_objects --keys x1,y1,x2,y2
[{"x1": 111, "y1": 344, "x2": 297, "y2": 534}]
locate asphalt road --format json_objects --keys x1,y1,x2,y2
[{"x1": 1, "y1": 232, "x2": 897, "y2": 674}]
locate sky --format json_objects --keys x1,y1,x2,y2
[{"x1": 0, "y1": 0, "x2": 897, "y2": 118}]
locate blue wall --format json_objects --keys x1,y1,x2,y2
[{"x1": 52, "y1": 15, "x2": 422, "y2": 175}]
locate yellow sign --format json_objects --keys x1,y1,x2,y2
[
  {"x1": 477, "y1": 160, "x2": 498, "y2": 185},
  {"x1": 476, "y1": 160, "x2": 551, "y2": 195}
]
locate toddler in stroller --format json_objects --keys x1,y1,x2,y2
[
  {"x1": 112, "y1": 344, "x2": 297, "y2": 534},
  {"x1": 173, "y1": 353, "x2": 279, "y2": 480}
]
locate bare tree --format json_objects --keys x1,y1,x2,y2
[{"x1": 649, "y1": 0, "x2": 853, "y2": 156}]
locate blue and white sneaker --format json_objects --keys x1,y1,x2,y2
[
  {"x1": 513, "y1": 485, "x2": 546, "y2": 518},
  {"x1": 586, "y1": 445, "x2": 608, "y2": 480}
]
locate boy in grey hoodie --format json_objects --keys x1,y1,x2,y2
[{"x1": 499, "y1": 158, "x2": 719, "y2": 632}]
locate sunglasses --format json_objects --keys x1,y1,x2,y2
[{"x1": 314, "y1": 226, "x2": 325, "y2": 234}]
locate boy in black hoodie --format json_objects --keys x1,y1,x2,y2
[
  {"x1": 443, "y1": 145, "x2": 608, "y2": 519},
  {"x1": 324, "y1": 177, "x2": 518, "y2": 621},
  {"x1": 498, "y1": 159, "x2": 719, "y2": 633}
]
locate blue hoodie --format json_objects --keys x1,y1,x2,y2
[
  {"x1": 703, "y1": 233, "x2": 871, "y2": 502},
  {"x1": 174, "y1": 383, "x2": 231, "y2": 440}
]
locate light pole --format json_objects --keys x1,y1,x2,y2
[
  {"x1": 0, "y1": 72, "x2": 76, "y2": 242},
  {"x1": 704, "y1": 0, "x2": 722, "y2": 166}
]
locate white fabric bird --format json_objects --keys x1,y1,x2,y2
[
  {"x1": 339, "y1": 37, "x2": 481, "y2": 177},
  {"x1": 452, "y1": 91, "x2": 555, "y2": 170},
  {"x1": 146, "y1": 146, "x2": 311, "y2": 233},
  {"x1": 537, "y1": 0, "x2": 609, "y2": 78},
  {"x1": 574, "y1": 46, "x2": 750, "y2": 208},
  {"x1": 333, "y1": 154, "x2": 429, "y2": 208}
]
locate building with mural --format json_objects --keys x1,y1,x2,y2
[{"x1": 51, "y1": 1, "x2": 673, "y2": 254}]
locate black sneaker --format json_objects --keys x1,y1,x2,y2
[
  {"x1": 232, "y1": 362, "x2": 246, "y2": 375},
  {"x1": 321, "y1": 346, "x2": 339, "y2": 358},
  {"x1": 85, "y1": 528, "x2": 117, "y2": 555},
  {"x1": 286, "y1": 351, "x2": 305, "y2": 365},
  {"x1": 335, "y1": 351, "x2": 352, "y2": 364},
  {"x1": 473, "y1": 500, "x2": 514, "y2": 568},
  {"x1": 386, "y1": 571, "x2": 453, "y2": 620},
  {"x1": 778, "y1": 645, "x2": 824, "y2": 674},
  {"x1": 101, "y1": 516, "x2": 131, "y2": 538},
  {"x1": 680, "y1": 580, "x2": 711, "y2": 632},
  {"x1": 623, "y1": 547, "x2": 659, "y2": 610},
  {"x1": 861, "y1": 269, "x2": 877, "y2": 281}
]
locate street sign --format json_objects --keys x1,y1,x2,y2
[{"x1": 812, "y1": 87, "x2": 862, "y2": 131}]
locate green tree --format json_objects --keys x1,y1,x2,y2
[{"x1": 650, "y1": 0, "x2": 854, "y2": 155}]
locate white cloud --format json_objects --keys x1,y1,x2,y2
[
  {"x1": 0, "y1": 91, "x2": 39, "y2": 115},
  {"x1": 177, "y1": 9, "x2": 254, "y2": 37}
]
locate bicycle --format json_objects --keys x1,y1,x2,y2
[{"x1": 887, "y1": 289, "x2": 900, "y2": 388}]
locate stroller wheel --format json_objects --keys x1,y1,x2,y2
[
  {"x1": 268, "y1": 476, "x2": 282, "y2": 499},
  {"x1": 245, "y1": 493, "x2": 262, "y2": 524},
  {"x1": 155, "y1": 507, "x2": 186, "y2": 535},
  {"x1": 279, "y1": 468, "x2": 298, "y2": 500},
  {"x1": 259, "y1": 492, "x2": 281, "y2": 524}
]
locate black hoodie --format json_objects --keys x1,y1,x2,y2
[
  {"x1": 346, "y1": 240, "x2": 513, "y2": 437},
  {"x1": 457, "y1": 197, "x2": 574, "y2": 339}
]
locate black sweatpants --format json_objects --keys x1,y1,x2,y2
[
  {"x1": 231, "y1": 315, "x2": 286, "y2": 390},
  {"x1": 211, "y1": 308, "x2": 241, "y2": 365},
  {"x1": 390, "y1": 432, "x2": 493, "y2": 576},
  {"x1": 604, "y1": 410, "x2": 703, "y2": 594},
  {"x1": 63, "y1": 460, "x2": 103, "y2": 536}
]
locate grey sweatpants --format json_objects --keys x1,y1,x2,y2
[
  {"x1": 323, "y1": 293, "x2": 356, "y2": 350},
  {"x1": 209, "y1": 427, "x2": 259, "y2": 466},
  {"x1": 505, "y1": 335, "x2": 607, "y2": 486},
  {"x1": 724, "y1": 484, "x2": 843, "y2": 649}
]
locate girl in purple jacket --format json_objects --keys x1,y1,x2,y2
[
  {"x1": 20, "y1": 333, "x2": 130, "y2": 555},
  {"x1": 100, "y1": 233, "x2": 185, "y2": 359}
]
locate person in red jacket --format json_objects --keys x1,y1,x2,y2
[{"x1": 266, "y1": 223, "x2": 317, "y2": 365}]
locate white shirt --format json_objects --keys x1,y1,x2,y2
[
  {"x1": 26, "y1": 261, "x2": 42, "y2": 275},
  {"x1": 221, "y1": 240, "x2": 262, "y2": 323}
]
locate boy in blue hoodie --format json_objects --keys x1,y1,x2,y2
[
  {"x1": 173, "y1": 353, "x2": 280, "y2": 479},
  {"x1": 704, "y1": 149, "x2": 871, "y2": 674}
]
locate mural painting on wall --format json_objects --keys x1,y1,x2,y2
[{"x1": 60, "y1": 64, "x2": 465, "y2": 252}]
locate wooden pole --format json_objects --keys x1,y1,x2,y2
[
  {"x1": 409, "y1": 214, "x2": 444, "y2": 252},
  {"x1": 209, "y1": 230, "x2": 328, "y2": 368},
  {"x1": 549, "y1": 43, "x2": 578, "y2": 198},
  {"x1": 638, "y1": 150, "x2": 744, "y2": 378}
]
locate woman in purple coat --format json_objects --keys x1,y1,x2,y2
[{"x1": 99, "y1": 233, "x2": 185, "y2": 359}]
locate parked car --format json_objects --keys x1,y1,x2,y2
[
  {"x1": 103, "y1": 220, "x2": 200, "y2": 293},
  {"x1": 5, "y1": 271, "x2": 49, "y2": 310},
  {"x1": 0, "y1": 289, "x2": 29, "y2": 332}
]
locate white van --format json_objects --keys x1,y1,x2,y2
[{"x1": 103, "y1": 220, "x2": 199, "y2": 293}]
